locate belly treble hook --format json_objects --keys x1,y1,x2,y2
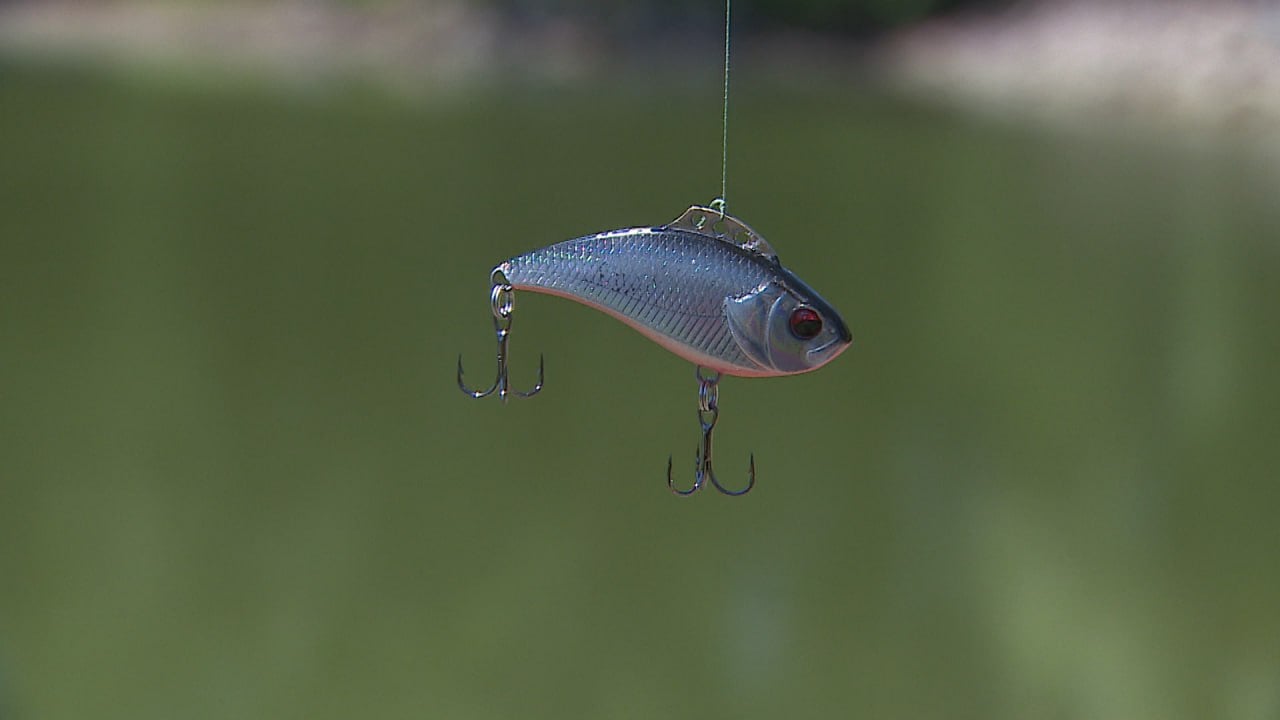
[{"x1": 667, "y1": 366, "x2": 756, "y2": 496}]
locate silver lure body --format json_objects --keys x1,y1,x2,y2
[{"x1": 498, "y1": 206, "x2": 852, "y2": 377}]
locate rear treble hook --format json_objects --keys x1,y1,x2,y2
[
  {"x1": 457, "y1": 268, "x2": 544, "y2": 402},
  {"x1": 667, "y1": 366, "x2": 755, "y2": 496}
]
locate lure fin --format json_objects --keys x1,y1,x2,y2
[{"x1": 665, "y1": 205, "x2": 778, "y2": 261}]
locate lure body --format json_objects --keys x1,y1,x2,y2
[{"x1": 499, "y1": 207, "x2": 852, "y2": 377}]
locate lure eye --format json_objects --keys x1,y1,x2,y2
[{"x1": 789, "y1": 306, "x2": 823, "y2": 340}]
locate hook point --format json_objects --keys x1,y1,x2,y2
[
  {"x1": 708, "y1": 452, "x2": 755, "y2": 496},
  {"x1": 667, "y1": 454, "x2": 701, "y2": 496}
]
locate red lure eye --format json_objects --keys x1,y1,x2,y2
[{"x1": 789, "y1": 307, "x2": 823, "y2": 340}]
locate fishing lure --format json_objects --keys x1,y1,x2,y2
[{"x1": 458, "y1": 204, "x2": 853, "y2": 495}]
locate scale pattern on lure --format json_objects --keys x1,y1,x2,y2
[{"x1": 500, "y1": 206, "x2": 852, "y2": 377}]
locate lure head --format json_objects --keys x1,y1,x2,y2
[{"x1": 724, "y1": 264, "x2": 852, "y2": 376}]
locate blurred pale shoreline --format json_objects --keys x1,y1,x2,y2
[
  {"x1": 2, "y1": 0, "x2": 1279, "y2": 139},
  {"x1": 882, "y1": 1, "x2": 1280, "y2": 138}
]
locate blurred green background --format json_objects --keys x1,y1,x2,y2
[{"x1": 2, "y1": 3, "x2": 1280, "y2": 718}]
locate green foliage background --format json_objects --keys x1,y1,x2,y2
[{"x1": 1, "y1": 28, "x2": 1278, "y2": 720}]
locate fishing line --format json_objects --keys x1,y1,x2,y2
[{"x1": 716, "y1": 0, "x2": 732, "y2": 214}]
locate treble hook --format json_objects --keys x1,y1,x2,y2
[
  {"x1": 667, "y1": 366, "x2": 756, "y2": 496},
  {"x1": 457, "y1": 268, "x2": 544, "y2": 402}
]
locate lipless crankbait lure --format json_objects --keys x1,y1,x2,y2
[{"x1": 458, "y1": 205, "x2": 853, "y2": 496}]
